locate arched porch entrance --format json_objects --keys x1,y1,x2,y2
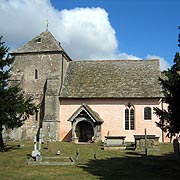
[
  {"x1": 75, "y1": 120, "x2": 94, "y2": 142},
  {"x1": 68, "y1": 104, "x2": 104, "y2": 143}
]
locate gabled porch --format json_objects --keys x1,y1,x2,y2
[{"x1": 68, "y1": 104, "x2": 104, "y2": 143}]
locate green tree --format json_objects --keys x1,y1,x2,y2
[
  {"x1": 0, "y1": 36, "x2": 38, "y2": 152},
  {"x1": 154, "y1": 27, "x2": 180, "y2": 139}
]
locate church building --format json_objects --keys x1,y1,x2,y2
[{"x1": 10, "y1": 31, "x2": 165, "y2": 143}]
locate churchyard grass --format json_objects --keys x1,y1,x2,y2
[{"x1": 0, "y1": 141, "x2": 179, "y2": 180}]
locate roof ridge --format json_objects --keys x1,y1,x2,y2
[{"x1": 70, "y1": 59, "x2": 159, "y2": 62}]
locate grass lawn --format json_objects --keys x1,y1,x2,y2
[{"x1": 0, "y1": 141, "x2": 180, "y2": 180}]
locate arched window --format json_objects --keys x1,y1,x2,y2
[
  {"x1": 35, "y1": 69, "x2": 38, "y2": 80},
  {"x1": 144, "y1": 107, "x2": 151, "y2": 120},
  {"x1": 125, "y1": 105, "x2": 135, "y2": 130},
  {"x1": 125, "y1": 109, "x2": 129, "y2": 130},
  {"x1": 130, "y1": 109, "x2": 135, "y2": 129}
]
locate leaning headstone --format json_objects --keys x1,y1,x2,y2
[
  {"x1": 76, "y1": 148, "x2": 79, "y2": 160},
  {"x1": 20, "y1": 129, "x2": 26, "y2": 147},
  {"x1": 173, "y1": 138, "x2": 180, "y2": 162}
]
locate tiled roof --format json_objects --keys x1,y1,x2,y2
[
  {"x1": 60, "y1": 59, "x2": 163, "y2": 98},
  {"x1": 12, "y1": 31, "x2": 64, "y2": 54}
]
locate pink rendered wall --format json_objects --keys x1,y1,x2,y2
[{"x1": 59, "y1": 98, "x2": 167, "y2": 142}]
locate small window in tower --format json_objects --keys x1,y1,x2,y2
[
  {"x1": 35, "y1": 69, "x2": 38, "y2": 80},
  {"x1": 36, "y1": 37, "x2": 42, "y2": 43},
  {"x1": 35, "y1": 110, "x2": 38, "y2": 121}
]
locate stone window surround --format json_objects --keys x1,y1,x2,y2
[
  {"x1": 144, "y1": 107, "x2": 152, "y2": 120},
  {"x1": 125, "y1": 104, "x2": 135, "y2": 130}
]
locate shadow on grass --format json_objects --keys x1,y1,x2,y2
[
  {"x1": 4, "y1": 144, "x2": 21, "y2": 152},
  {"x1": 80, "y1": 152, "x2": 180, "y2": 180}
]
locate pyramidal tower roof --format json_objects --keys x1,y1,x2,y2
[{"x1": 12, "y1": 31, "x2": 64, "y2": 54}]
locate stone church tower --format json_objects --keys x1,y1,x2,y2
[{"x1": 11, "y1": 31, "x2": 71, "y2": 141}]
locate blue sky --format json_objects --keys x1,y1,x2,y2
[
  {"x1": 0, "y1": 0, "x2": 180, "y2": 70},
  {"x1": 51, "y1": 0, "x2": 180, "y2": 66}
]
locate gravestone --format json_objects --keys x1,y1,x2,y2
[
  {"x1": 134, "y1": 135, "x2": 159, "y2": 150},
  {"x1": 20, "y1": 129, "x2": 26, "y2": 147},
  {"x1": 31, "y1": 128, "x2": 43, "y2": 161},
  {"x1": 104, "y1": 136, "x2": 126, "y2": 150},
  {"x1": 173, "y1": 138, "x2": 180, "y2": 161}
]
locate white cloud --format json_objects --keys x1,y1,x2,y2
[
  {"x1": 146, "y1": 55, "x2": 170, "y2": 71},
  {"x1": 58, "y1": 7, "x2": 118, "y2": 60},
  {"x1": 0, "y1": 0, "x2": 57, "y2": 47},
  {"x1": 0, "y1": 0, "x2": 118, "y2": 59},
  {"x1": 0, "y1": 0, "x2": 170, "y2": 71},
  {"x1": 116, "y1": 52, "x2": 142, "y2": 60}
]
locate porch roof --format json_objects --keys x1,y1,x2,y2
[{"x1": 67, "y1": 104, "x2": 103, "y2": 123}]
